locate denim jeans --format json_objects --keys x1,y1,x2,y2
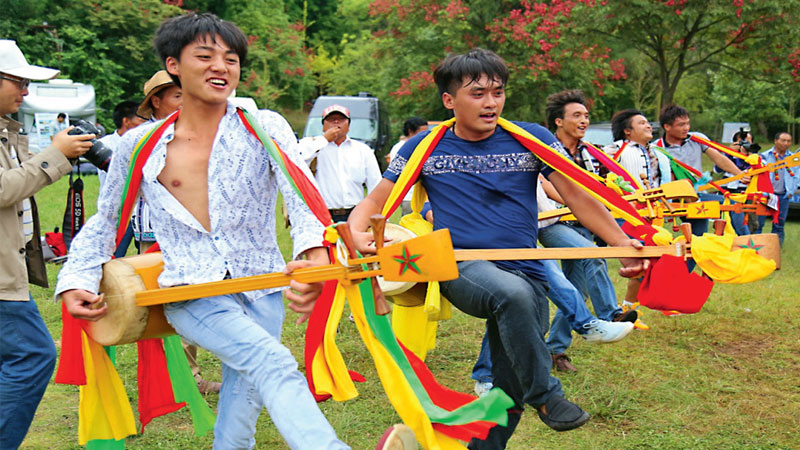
[
  {"x1": 756, "y1": 194, "x2": 790, "y2": 246},
  {"x1": 164, "y1": 292, "x2": 348, "y2": 450},
  {"x1": 0, "y1": 297, "x2": 57, "y2": 449},
  {"x1": 442, "y1": 260, "x2": 563, "y2": 450},
  {"x1": 538, "y1": 223, "x2": 622, "y2": 355}
]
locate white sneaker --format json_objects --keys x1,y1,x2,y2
[
  {"x1": 580, "y1": 320, "x2": 634, "y2": 344},
  {"x1": 474, "y1": 381, "x2": 494, "y2": 397}
]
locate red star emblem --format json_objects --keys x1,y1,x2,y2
[
  {"x1": 737, "y1": 238, "x2": 764, "y2": 254},
  {"x1": 693, "y1": 203, "x2": 709, "y2": 215},
  {"x1": 393, "y1": 245, "x2": 423, "y2": 275}
]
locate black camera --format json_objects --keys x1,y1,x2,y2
[
  {"x1": 67, "y1": 120, "x2": 113, "y2": 171},
  {"x1": 734, "y1": 127, "x2": 761, "y2": 153}
]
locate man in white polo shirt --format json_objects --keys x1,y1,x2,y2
[{"x1": 297, "y1": 104, "x2": 382, "y2": 222}]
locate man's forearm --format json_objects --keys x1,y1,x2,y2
[{"x1": 708, "y1": 148, "x2": 742, "y2": 174}]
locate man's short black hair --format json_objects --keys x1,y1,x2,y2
[
  {"x1": 659, "y1": 104, "x2": 689, "y2": 127},
  {"x1": 611, "y1": 109, "x2": 645, "y2": 142},
  {"x1": 732, "y1": 130, "x2": 751, "y2": 143},
  {"x1": 402, "y1": 117, "x2": 427, "y2": 137},
  {"x1": 153, "y1": 12, "x2": 248, "y2": 87},
  {"x1": 545, "y1": 89, "x2": 586, "y2": 131},
  {"x1": 112, "y1": 101, "x2": 141, "y2": 129},
  {"x1": 774, "y1": 131, "x2": 791, "y2": 141},
  {"x1": 433, "y1": 48, "x2": 509, "y2": 96},
  {"x1": 57, "y1": 112, "x2": 66, "y2": 120}
]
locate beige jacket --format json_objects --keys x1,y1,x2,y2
[{"x1": 1, "y1": 116, "x2": 72, "y2": 301}]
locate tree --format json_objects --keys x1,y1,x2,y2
[{"x1": 575, "y1": 0, "x2": 800, "y2": 110}]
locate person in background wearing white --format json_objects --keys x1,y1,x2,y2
[
  {"x1": 97, "y1": 100, "x2": 145, "y2": 188},
  {"x1": 297, "y1": 104, "x2": 382, "y2": 222}
]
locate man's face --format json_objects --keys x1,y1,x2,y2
[
  {"x1": 0, "y1": 73, "x2": 29, "y2": 116},
  {"x1": 774, "y1": 133, "x2": 792, "y2": 153},
  {"x1": 442, "y1": 73, "x2": 505, "y2": 141},
  {"x1": 664, "y1": 115, "x2": 690, "y2": 141},
  {"x1": 152, "y1": 85, "x2": 183, "y2": 119},
  {"x1": 625, "y1": 114, "x2": 653, "y2": 145},
  {"x1": 556, "y1": 102, "x2": 589, "y2": 141},
  {"x1": 166, "y1": 34, "x2": 240, "y2": 108},
  {"x1": 120, "y1": 114, "x2": 146, "y2": 134},
  {"x1": 322, "y1": 112, "x2": 350, "y2": 136}
]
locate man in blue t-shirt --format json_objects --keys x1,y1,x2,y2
[{"x1": 348, "y1": 48, "x2": 647, "y2": 449}]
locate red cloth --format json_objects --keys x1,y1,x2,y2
[
  {"x1": 45, "y1": 231, "x2": 67, "y2": 256},
  {"x1": 638, "y1": 255, "x2": 713, "y2": 314},
  {"x1": 137, "y1": 339, "x2": 185, "y2": 432},
  {"x1": 54, "y1": 302, "x2": 87, "y2": 385}
]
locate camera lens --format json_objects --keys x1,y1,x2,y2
[{"x1": 68, "y1": 120, "x2": 113, "y2": 171}]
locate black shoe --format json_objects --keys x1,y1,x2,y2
[
  {"x1": 613, "y1": 309, "x2": 638, "y2": 323},
  {"x1": 537, "y1": 395, "x2": 590, "y2": 432}
]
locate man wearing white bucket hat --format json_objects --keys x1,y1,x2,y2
[{"x1": 0, "y1": 39, "x2": 96, "y2": 449}]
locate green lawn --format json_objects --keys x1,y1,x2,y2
[{"x1": 21, "y1": 174, "x2": 800, "y2": 449}]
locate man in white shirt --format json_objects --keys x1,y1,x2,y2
[
  {"x1": 298, "y1": 104, "x2": 382, "y2": 222},
  {"x1": 97, "y1": 100, "x2": 145, "y2": 188}
]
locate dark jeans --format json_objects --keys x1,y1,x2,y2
[
  {"x1": 442, "y1": 260, "x2": 563, "y2": 450},
  {"x1": 0, "y1": 297, "x2": 57, "y2": 449},
  {"x1": 756, "y1": 195, "x2": 790, "y2": 246}
]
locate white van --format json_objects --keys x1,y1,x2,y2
[{"x1": 18, "y1": 79, "x2": 96, "y2": 153}]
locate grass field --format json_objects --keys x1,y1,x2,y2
[{"x1": 20, "y1": 174, "x2": 800, "y2": 449}]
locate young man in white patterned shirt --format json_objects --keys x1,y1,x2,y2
[{"x1": 56, "y1": 13, "x2": 349, "y2": 449}]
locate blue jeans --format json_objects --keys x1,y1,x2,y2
[
  {"x1": 538, "y1": 223, "x2": 622, "y2": 355},
  {"x1": 0, "y1": 297, "x2": 57, "y2": 449},
  {"x1": 471, "y1": 256, "x2": 599, "y2": 381},
  {"x1": 756, "y1": 195, "x2": 790, "y2": 246},
  {"x1": 442, "y1": 260, "x2": 563, "y2": 450},
  {"x1": 164, "y1": 292, "x2": 347, "y2": 450}
]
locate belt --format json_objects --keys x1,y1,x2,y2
[{"x1": 328, "y1": 207, "x2": 354, "y2": 216}]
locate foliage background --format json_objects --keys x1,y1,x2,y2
[{"x1": 3, "y1": 0, "x2": 800, "y2": 141}]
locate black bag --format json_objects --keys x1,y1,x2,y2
[{"x1": 62, "y1": 170, "x2": 85, "y2": 250}]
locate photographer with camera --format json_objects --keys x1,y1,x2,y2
[
  {"x1": 714, "y1": 128, "x2": 760, "y2": 235},
  {"x1": 0, "y1": 39, "x2": 96, "y2": 449}
]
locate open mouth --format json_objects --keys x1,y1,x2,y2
[
  {"x1": 208, "y1": 78, "x2": 228, "y2": 88},
  {"x1": 480, "y1": 112, "x2": 496, "y2": 120}
]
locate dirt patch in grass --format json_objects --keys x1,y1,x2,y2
[{"x1": 710, "y1": 334, "x2": 773, "y2": 361}]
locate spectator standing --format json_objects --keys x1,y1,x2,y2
[
  {"x1": 755, "y1": 131, "x2": 798, "y2": 246},
  {"x1": 297, "y1": 104, "x2": 382, "y2": 222},
  {"x1": 0, "y1": 39, "x2": 95, "y2": 449}
]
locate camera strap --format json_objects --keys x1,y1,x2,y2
[{"x1": 62, "y1": 167, "x2": 84, "y2": 250}]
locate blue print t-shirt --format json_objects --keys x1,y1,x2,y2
[{"x1": 384, "y1": 122, "x2": 558, "y2": 281}]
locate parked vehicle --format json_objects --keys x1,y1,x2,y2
[{"x1": 303, "y1": 93, "x2": 390, "y2": 170}]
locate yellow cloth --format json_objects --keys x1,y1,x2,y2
[
  {"x1": 311, "y1": 283, "x2": 360, "y2": 401},
  {"x1": 390, "y1": 182, "x2": 451, "y2": 360},
  {"x1": 77, "y1": 333, "x2": 136, "y2": 445},
  {"x1": 346, "y1": 283, "x2": 466, "y2": 450},
  {"x1": 691, "y1": 234, "x2": 776, "y2": 283}
]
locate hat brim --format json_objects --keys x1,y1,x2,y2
[
  {"x1": 3, "y1": 65, "x2": 59, "y2": 81},
  {"x1": 137, "y1": 83, "x2": 173, "y2": 118}
]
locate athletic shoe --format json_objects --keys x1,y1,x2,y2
[
  {"x1": 612, "y1": 309, "x2": 638, "y2": 323},
  {"x1": 537, "y1": 395, "x2": 590, "y2": 432},
  {"x1": 580, "y1": 320, "x2": 633, "y2": 343},
  {"x1": 474, "y1": 381, "x2": 494, "y2": 397}
]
